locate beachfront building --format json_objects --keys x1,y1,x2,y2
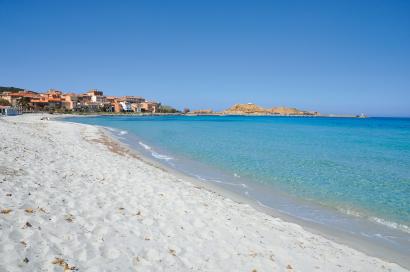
[
  {"x1": 114, "y1": 99, "x2": 160, "y2": 113},
  {"x1": 87, "y1": 89, "x2": 103, "y2": 96},
  {"x1": 30, "y1": 89, "x2": 64, "y2": 111},
  {"x1": 87, "y1": 89, "x2": 106, "y2": 104},
  {"x1": 121, "y1": 96, "x2": 145, "y2": 104},
  {"x1": 0, "y1": 91, "x2": 39, "y2": 111},
  {"x1": 65, "y1": 89, "x2": 111, "y2": 112},
  {"x1": 105, "y1": 96, "x2": 117, "y2": 104},
  {"x1": 74, "y1": 93, "x2": 95, "y2": 112},
  {"x1": 113, "y1": 100, "x2": 132, "y2": 112},
  {"x1": 1, "y1": 87, "x2": 163, "y2": 113},
  {"x1": 113, "y1": 97, "x2": 144, "y2": 113},
  {"x1": 62, "y1": 93, "x2": 79, "y2": 110},
  {"x1": 139, "y1": 101, "x2": 160, "y2": 113},
  {"x1": 131, "y1": 103, "x2": 142, "y2": 112}
]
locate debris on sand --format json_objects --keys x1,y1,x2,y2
[
  {"x1": 22, "y1": 222, "x2": 32, "y2": 228},
  {"x1": 1, "y1": 208, "x2": 12, "y2": 214},
  {"x1": 25, "y1": 208, "x2": 34, "y2": 213},
  {"x1": 64, "y1": 214, "x2": 75, "y2": 223},
  {"x1": 52, "y1": 258, "x2": 78, "y2": 271}
]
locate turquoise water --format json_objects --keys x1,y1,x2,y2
[{"x1": 65, "y1": 115, "x2": 410, "y2": 253}]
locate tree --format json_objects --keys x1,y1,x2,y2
[
  {"x1": 157, "y1": 105, "x2": 179, "y2": 113},
  {"x1": 0, "y1": 98, "x2": 11, "y2": 106},
  {"x1": 16, "y1": 97, "x2": 31, "y2": 111},
  {"x1": 0, "y1": 86, "x2": 24, "y2": 93}
]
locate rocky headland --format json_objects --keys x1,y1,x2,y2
[{"x1": 221, "y1": 103, "x2": 320, "y2": 116}]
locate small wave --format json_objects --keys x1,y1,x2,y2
[
  {"x1": 138, "y1": 141, "x2": 152, "y2": 150},
  {"x1": 191, "y1": 175, "x2": 251, "y2": 189},
  {"x1": 234, "y1": 173, "x2": 241, "y2": 178},
  {"x1": 212, "y1": 179, "x2": 249, "y2": 188},
  {"x1": 105, "y1": 127, "x2": 116, "y2": 132},
  {"x1": 369, "y1": 217, "x2": 410, "y2": 234},
  {"x1": 119, "y1": 130, "x2": 128, "y2": 135},
  {"x1": 338, "y1": 208, "x2": 362, "y2": 217},
  {"x1": 138, "y1": 141, "x2": 172, "y2": 161},
  {"x1": 151, "y1": 152, "x2": 173, "y2": 161},
  {"x1": 193, "y1": 175, "x2": 207, "y2": 181},
  {"x1": 338, "y1": 208, "x2": 410, "y2": 234},
  {"x1": 256, "y1": 200, "x2": 270, "y2": 209}
]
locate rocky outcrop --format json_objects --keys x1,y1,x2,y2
[
  {"x1": 222, "y1": 103, "x2": 319, "y2": 116},
  {"x1": 270, "y1": 107, "x2": 305, "y2": 115},
  {"x1": 222, "y1": 103, "x2": 266, "y2": 115}
]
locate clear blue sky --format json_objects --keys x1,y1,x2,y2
[{"x1": 1, "y1": 0, "x2": 409, "y2": 116}]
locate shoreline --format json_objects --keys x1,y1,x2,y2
[
  {"x1": 96, "y1": 120, "x2": 410, "y2": 269},
  {"x1": 53, "y1": 111, "x2": 364, "y2": 118},
  {"x1": 63, "y1": 114, "x2": 410, "y2": 268},
  {"x1": 1, "y1": 113, "x2": 408, "y2": 271}
]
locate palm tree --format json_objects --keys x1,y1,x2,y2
[{"x1": 16, "y1": 97, "x2": 31, "y2": 112}]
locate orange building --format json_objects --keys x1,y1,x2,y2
[
  {"x1": 31, "y1": 89, "x2": 64, "y2": 110},
  {"x1": 62, "y1": 93, "x2": 79, "y2": 110},
  {"x1": 0, "y1": 91, "x2": 39, "y2": 107},
  {"x1": 140, "y1": 101, "x2": 160, "y2": 113}
]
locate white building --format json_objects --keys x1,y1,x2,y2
[{"x1": 119, "y1": 101, "x2": 132, "y2": 112}]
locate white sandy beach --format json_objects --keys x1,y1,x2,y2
[{"x1": 0, "y1": 114, "x2": 407, "y2": 272}]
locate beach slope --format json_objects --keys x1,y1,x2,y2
[{"x1": 0, "y1": 114, "x2": 406, "y2": 271}]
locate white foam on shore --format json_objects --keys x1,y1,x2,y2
[
  {"x1": 138, "y1": 141, "x2": 151, "y2": 150},
  {"x1": 192, "y1": 174, "x2": 250, "y2": 189},
  {"x1": 104, "y1": 126, "x2": 117, "y2": 132},
  {"x1": 151, "y1": 152, "x2": 173, "y2": 161},
  {"x1": 338, "y1": 207, "x2": 410, "y2": 234},
  {"x1": 138, "y1": 141, "x2": 173, "y2": 161},
  {"x1": 370, "y1": 217, "x2": 410, "y2": 235}
]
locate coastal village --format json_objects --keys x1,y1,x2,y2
[
  {"x1": 0, "y1": 86, "x2": 320, "y2": 116},
  {"x1": 0, "y1": 87, "x2": 161, "y2": 115},
  {"x1": 1, "y1": 86, "x2": 366, "y2": 117}
]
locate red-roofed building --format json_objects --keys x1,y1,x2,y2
[
  {"x1": 0, "y1": 91, "x2": 39, "y2": 111},
  {"x1": 31, "y1": 89, "x2": 64, "y2": 110}
]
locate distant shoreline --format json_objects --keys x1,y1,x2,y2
[{"x1": 47, "y1": 111, "x2": 366, "y2": 118}]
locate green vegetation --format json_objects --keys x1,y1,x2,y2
[
  {"x1": 0, "y1": 98, "x2": 11, "y2": 106},
  {"x1": 16, "y1": 97, "x2": 31, "y2": 111},
  {"x1": 157, "y1": 105, "x2": 179, "y2": 113},
  {"x1": 0, "y1": 86, "x2": 24, "y2": 93}
]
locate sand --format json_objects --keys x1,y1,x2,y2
[{"x1": 0, "y1": 114, "x2": 407, "y2": 271}]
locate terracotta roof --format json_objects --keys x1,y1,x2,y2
[{"x1": 8, "y1": 92, "x2": 39, "y2": 98}]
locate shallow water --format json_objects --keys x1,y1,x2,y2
[{"x1": 65, "y1": 115, "x2": 410, "y2": 257}]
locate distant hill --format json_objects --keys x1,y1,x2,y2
[
  {"x1": 0, "y1": 86, "x2": 25, "y2": 93},
  {"x1": 222, "y1": 103, "x2": 319, "y2": 116},
  {"x1": 270, "y1": 106, "x2": 307, "y2": 115},
  {"x1": 223, "y1": 103, "x2": 266, "y2": 114}
]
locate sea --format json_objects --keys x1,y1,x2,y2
[{"x1": 64, "y1": 115, "x2": 410, "y2": 260}]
